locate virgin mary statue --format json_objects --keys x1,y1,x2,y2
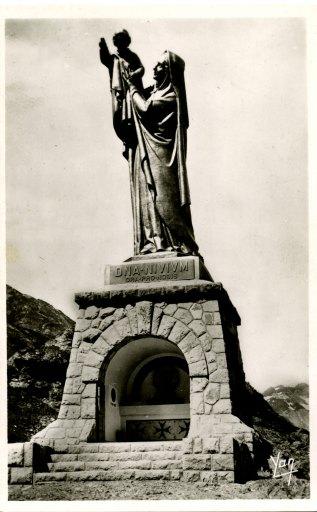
[{"x1": 100, "y1": 44, "x2": 199, "y2": 256}]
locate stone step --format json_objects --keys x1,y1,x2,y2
[
  {"x1": 47, "y1": 458, "x2": 182, "y2": 472},
  {"x1": 34, "y1": 469, "x2": 179, "y2": 483},
  {"x1": 50, "y1": 450, "x2": 181, "y2": 463},
  {"x1": 53, "y1": 441, "x2": 183, "y2": 454}
]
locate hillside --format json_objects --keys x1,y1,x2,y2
[{"x1": 7, "y1": 285, "x2": 74, "y2": 442}]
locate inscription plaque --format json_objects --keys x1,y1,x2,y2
[{"x1": 105, "y1": 256, "x2": 203, "y2": 285}]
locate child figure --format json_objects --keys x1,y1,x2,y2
[{"x1": 99, "y1": 30, "x2": 144, "y2": 157}]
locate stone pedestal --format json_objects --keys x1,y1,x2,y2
[{"x1": 31, "y1": 257, "x2": 255, "y2": 483}]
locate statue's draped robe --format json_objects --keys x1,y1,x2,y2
[{"x1": 130, "y1": 81, "x2": 198, "y2": 255}]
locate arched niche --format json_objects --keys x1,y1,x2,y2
[{"x1": 100, "y1": 336, "x2": 190, "y2": 442}]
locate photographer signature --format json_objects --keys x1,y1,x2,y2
[{"x1": 270, "y1": 452, "x2": 298, "y2": 485}]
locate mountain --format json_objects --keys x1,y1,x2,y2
[
  {"x1": 263, "y1": 383, "x2": 309, "y2": 430},
  {"x1": 242, "y1": 382, "x2": 309, "y2": 479},
  {"x1": 7, "y1": 285, "x2": 74, "y2": 442},
  {"x1": 6, "y1": 285, "x2": 309, "y2": 479}
]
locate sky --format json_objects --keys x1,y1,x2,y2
[{"x1": 5, "y1": 18, "x2": 308, "y2": 392}]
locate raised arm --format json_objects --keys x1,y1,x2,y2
[{"x1": 99, "y1": 37, "x2": 112, "y2": 69}]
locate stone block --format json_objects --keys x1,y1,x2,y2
[
  {"x1": 207, "y1": 325, "x2": 223, "y2": 339},
  {"x1": 142, "y1": 451, "x2": 175, "y2": 460},
  {"x1": 10, "y1": 467, "x2": 33, "y2": 484},
  {"x1": 64, "y1": 405, "x2": 81, "y2": 420},
  {"x1": 211, "y1": 454, "x2": 234, "y2": 471},
  {"x1": 204, "y1": 383, "x2": 220, "y2": 405},
  {"x1": 187, "y1": 345, "x2": 205, "y2": 365},
  {"x1": 199, "y1": 332, "x2": 213, "y2": 352},
  {"x1": 81, "y1": 397, "x2": 95, "y2": 419},
  {"x1": 202, "y1": 312, "x2": 213, "y2": 325},
  {"x1": 179, "y1": 331, "x2": 199, "y2": 353},
  {"x1": 69, "y1": 349, "x2": 78, "y2": 363},
  {"x1": 220, "y1": 383, "x2": 231, "y2": 399},
  {"x1": 34, "y1": 472, "x2": 66, "y2": 483},
  {"x1": 134, "y1": 470, "x2": 170, "y2": 480},
  {"x1": 99, "y1": 307, "x2": 115, "y2": 318},
  {"x1": 218, "y1": 470, "x2": 235, "y2": 483},
  {"x1": 115, "y1": 317, "x2": 132, "y2": 339},
  {"x1": 220, "y1": 436, "x2": 234, "y2": 454},
  {"x1": 170, "y1": 469, "x2": 181, "y2": 480},
  {"x1": 193, "y1": 437, "x2": 203, "y2": 453},
  {"x1": 191, "y1": 377, "x2": 208, "y2": 393},
  {"x1": 84, "y1": 350, "x2": 104, "y2": 368},
  {"x1": 212, "y1": 339, "x2": 226, "y2": 353},
  {"x1": 191, "y1": 393, "x2": 204, "y2": 415},
  {"x1": 63, "y1": 378, "x2": 73, "y2": 394},
  {"x1": 136, "y1": 301, "x2": 152, "y2": 334},
  {"x1": 125, "y1": 304, "x2": 139, "y2": 335},
  {"x1": 182, "y1": 470, "x2": 200, "y2": 482},
  {"x1": 183, "y1": 455, "x2": 210, "y2": 470},
  {"x1": 182, "y1": 438, "x2": 193, "y2": 454},
  {"x1": 202, "y1": 300, "x2": 219, "y2": 312},
  {"x1": 216, "y1": 353, "x2": 228, "y2": 369},
  {"x1": 85, "y1": 461, "x2": 118, "y2": 470},
  {"x1": 91, "y1": 317, "x2": 101, "y2": 329},
  {"x1": 213, "y1": 312, "x2": 222, "y2": 324},
  {"x1": 75, "y1": 318, "x2": 91, "y2": 332},
  {"x1": 109, "y1": 452, "x2": 140, "y2": 461},
  {"x1": 174, "y1": 307, "x2": 193, "y2": 325},
  {"x1": 82, "y1": 366, "x2": 99, "y2": 383},
  {"x1": 212, "y1": 399, "x2": 232, "y2": 414},
  {"x1": 78, "y1": 453, "x2": 109, "y2": 461},
  {"x1": 189, "y1": 319, "x2": 206, "y2": 337},
  {"x1": 190, "y1": 360, "x2": 208, "y2": 377},
  {"x1": 113, "y1": 308, "x2": 125, "y2": 321},
  {"x1": 85, "y1": 306, "x2": 99, "y2": 319},
  {"x1": 92, "y1": 336, "x2": 111, "y2": 356},
  {"x1": 203, "y1": 437, "x2": 220, "y2": 454},
  {"x1": 72, "y1": 376, "x2": 84, "y2": 393},
  {"x1": 200, "y1": 471, "x2": 219, "y2": 484},
  {"x1": 152, "y1": 460, "x2": 181, "y2": 470},
  {"x1": 66, "y1": 363, "x2": 82, "y2": 378},
  {"x1": 66, "y1": 428, "x2": 82, "y2": 438},
  {"x1": 190, "y1": 303, "x2": 203, "y2": 319},
  {"x1": 23, "y1": 442, "x2": 34, "y2": 467},
  {"x1": 77, "y1": 309, "x2": 85, "y2": 319},
  {"x1": 209, "y1": 369, "x2": 229, "y2": 383},
  {"x1": 61, "y1": 394, "x2": 81, "y2": 406},
  {"x1": 157, "y1": 315, "x2": 176, "y2": 338},
  {"x1": 102, "y1": 325, "x2": 121, "y2": 347},
  {"x1": 82, "y1": 383, "x2": 96, "y2": 398},
  {"x1": 82, "y1": 328, "x2": 101, "y2": 344},
  {"x1": 168, "y1": 321, "x2": 190, "y2": 344},
  {"x1": 101, "y1": 443, "x2": 131, "y2": 452},
  {"x1": 99, "y1": 316, "x2": 114, "y2": 331},
  {"x1": 118, "y1": 460, "x2": 151, "y2": 470},
  {"x1": 151, "y1": 305, "x2": 163, "y2": 335},
  {"x1": 72, "y1": 332, "x2": 83, "y2": 348},
  {"x1": 164, "y1": 303, "x2": 177, "y2": 315},
  {"x1": 8, "y1": 443, "x2": 24, "y2": 466},
  {"x1": 205, "y1": 350, "x2": 216, "y2": 364}
]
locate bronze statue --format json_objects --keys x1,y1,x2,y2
[{"x1": 99, "y1": 31, "x2": 199, "y2": 256}]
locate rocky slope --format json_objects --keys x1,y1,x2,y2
[
  {"x1": 7, "y1": 285, "x2": 75, "y2": 442},
  {"x1": 263, "y1": 383, "x2": 309, "y2": 430},
  {"x1": 6, "y1": 285, "x2": 309, "y2": 479}
]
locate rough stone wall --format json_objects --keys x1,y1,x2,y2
[{"x1": 31, "y1": 289, "x2": 254, "y2": 481}]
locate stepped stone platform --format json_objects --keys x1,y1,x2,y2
[{"x1": 9, "y1": 440, "x2": 246, "y2": 484}]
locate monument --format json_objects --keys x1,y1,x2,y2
[{"x1": 8, "y1": 31, "x2": 256, "y2": 485}]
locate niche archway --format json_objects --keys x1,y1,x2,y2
[{"x1": 100, "y1": 336, "x2": 190, "y2": 442}]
